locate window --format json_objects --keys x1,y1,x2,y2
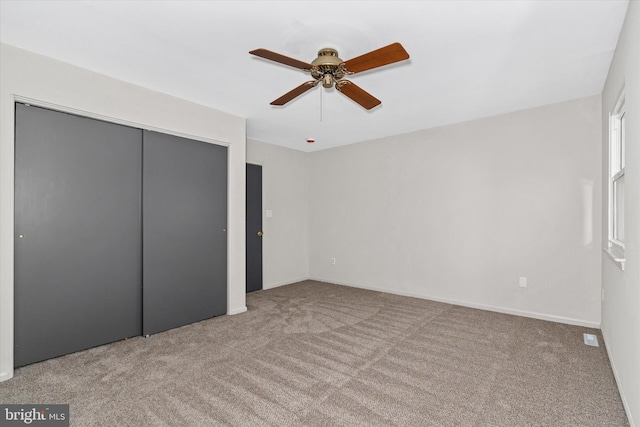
[{"x1": 607, "y1": 91, "x2": 625, "y2": 269}]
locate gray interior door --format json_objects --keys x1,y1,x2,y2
[
  {"x1": 246, "y1": 164, "x2": 263, "y2": 293},
  {"x1": 14, "y1": 103, "x2": 142, "y2": 367},
  {"x1": 142, "y1": 131, "x2": 227, "y2": 335}
]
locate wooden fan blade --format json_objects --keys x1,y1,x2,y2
[
  {"x1": 342, "y1": 42, "x2": 410, "y2": 74},
  {"x1": 336, "y1": 81, "x2": 381, "y2": 110},
  {"x1": 250, "y1": 48, "x2": 313, "y2": 71},
  {"x1": 270, "y1": 81, "x2": 318, "y2": 106}
]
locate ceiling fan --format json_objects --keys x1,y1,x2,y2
[{"x1": 249, "y1": 42, "x2": 410, "y2": 110}]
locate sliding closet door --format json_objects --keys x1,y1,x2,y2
[
  {"x1": 142, "y1": 131, "x2": 227, "y2": 335},
  {"x1": 14, "y1": 104, "x2": 142, "y2": 367}
]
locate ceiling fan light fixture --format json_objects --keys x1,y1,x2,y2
[
  {"x1": 250, "y1": 42, "x2": 410, "y2": 110},
  {"x1": 322, "y1": 74, "x2": 333, "y2": 88}
]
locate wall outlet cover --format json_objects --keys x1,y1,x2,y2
[{"x1": 583, "y1": 333, "x2": 599, "y2": 347}]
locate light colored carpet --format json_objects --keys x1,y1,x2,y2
[{"x1": 0, "y1": 280, "x2": 629, "y2": 426}]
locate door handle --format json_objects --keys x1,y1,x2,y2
[{"x1": 257, "y1": 231, "x2": 263, "y2": 237}]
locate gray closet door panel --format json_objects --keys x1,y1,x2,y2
[
  {"x1": 14, "y1": 104, "x2": 142, "y2": 367},
  {"x1": 143, "y1": 131, "x2": 227, "y2": 335}
]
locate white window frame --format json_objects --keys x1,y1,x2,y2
[{"x1": 606, "y1": 90, "x2": 625, "y2": 270}]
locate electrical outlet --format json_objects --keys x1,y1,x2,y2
[
  {"x1": 519, "y1": 277, "x2": 527, "y2": 288},
  {"x1": 331, "y1": 257, "x2": 336, "y2": 265}
]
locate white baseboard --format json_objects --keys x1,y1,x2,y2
[
  {"x1": 262, "y1": 277, "x2": 311, "y2": 290},
  {"x1": 308, "y1": 276, "x2": 601, "y2": 329},
  {"x1": 0, "y1": 371, "x2": 13, "y2": 382},
  {"x1": 602, "y1": 332, "x2": 636, "y2": 427},
  {"x1": 226, "y1": 306, "x2": 247, "y2": 315}
]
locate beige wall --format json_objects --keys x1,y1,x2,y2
[
  {"x1": 246, "y1": 98, "x2": 604, "y2": 332},
  {"x1": 308, "y1": 96, "x2": 602, "y2": 327},
  {"x1": 0, "y1": 43, "x2": 247, "y2": 382},
  {"x1": 246, "y1": 139, "x2": 310, "y2": 288},
  {"x1": 601, "y1": 1, "x2": 640, "y2": 425}
]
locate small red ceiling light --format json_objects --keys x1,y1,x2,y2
[{"x1": 306, "y1": 138, "x2": 315, "y2": 143}]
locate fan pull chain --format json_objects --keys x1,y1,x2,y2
[{"x1": 320, "y1": 86, "x2": 323, "y2": 122}]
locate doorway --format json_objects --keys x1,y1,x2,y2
[{"x1": 246, "y1": 164, "x2": 263, "y2": 293}]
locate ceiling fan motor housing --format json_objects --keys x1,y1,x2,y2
[{"x1": 311, "y1": 48, "x2": 346, "y2": 87}]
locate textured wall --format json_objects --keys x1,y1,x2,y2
[
  {"x1": 247, "y1": 139, "x2": 310, "y2": 288},
  {"x1": 601, "y1": 1, "x2": 640, "y2": 425},
  {"x1": 309, "y1": 96, "x2": 602, "y2": 327}
]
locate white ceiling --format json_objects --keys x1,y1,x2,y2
[{"x1": 0, "y1": 0, "x2": 629, "y2": 152}]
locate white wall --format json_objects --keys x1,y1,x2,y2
[
  {"x1": 246, "y1": 139, "x2": 310, "y2": 288},
  {"x1": 309, "y1": 96, "x2": 602, "y2": 327},
  {"x1": 0, "y1": 43, "x2": 247, "y2": 382},
  {"x1": 601, "y1": 1, "x2": 639, "y2": 425}
]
